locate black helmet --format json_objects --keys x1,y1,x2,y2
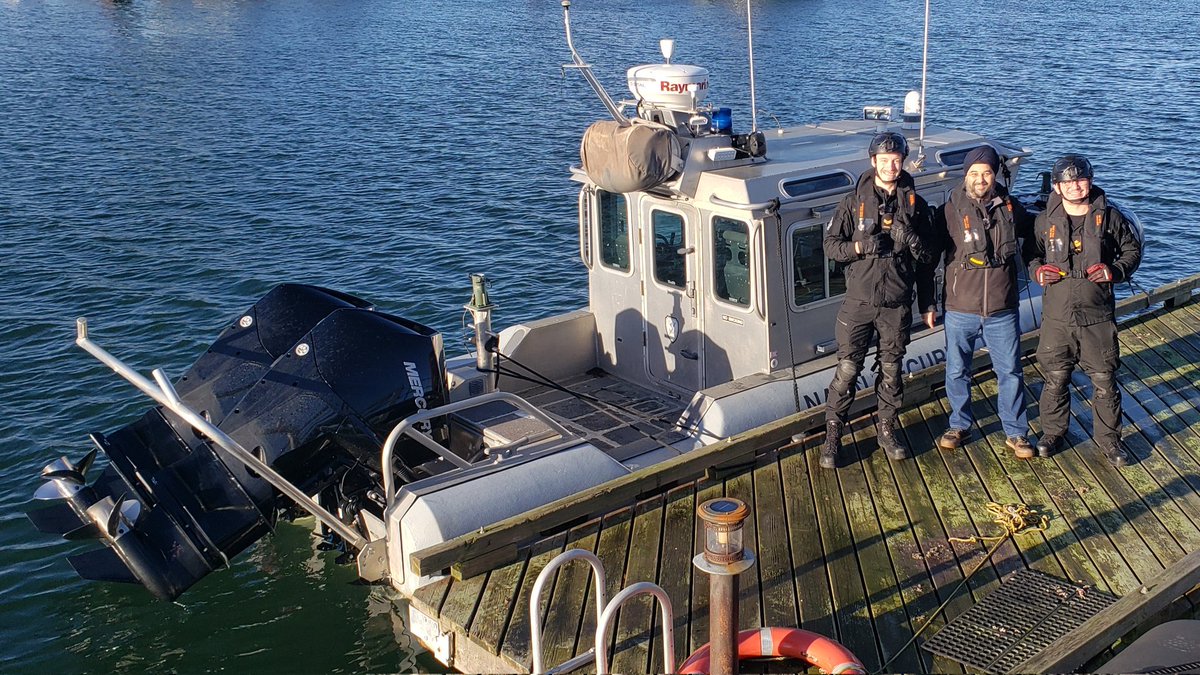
[
  {"x1": 869, "y1": 132, "x2": 909, "y2": 159},
  {"x1": 1051, "y1": 154, "x2": 1094, "y2": 183}
]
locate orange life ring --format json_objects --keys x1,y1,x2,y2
[{"x1": 678, "y1": 627, "x2": 866, "y2": 674}]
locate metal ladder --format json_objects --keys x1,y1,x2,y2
[{"x1": 530, "y1": 549, "x2": 677, "y2": 674}]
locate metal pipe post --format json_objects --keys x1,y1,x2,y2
[{"x1": 708, "y1": 572, "x2": 740, "y2": 675}]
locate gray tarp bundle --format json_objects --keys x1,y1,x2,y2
[{"x1": 580, "y1": 120, "x2": 680, "y2": 194}]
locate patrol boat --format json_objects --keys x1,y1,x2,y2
[{"x1": 26, "y1": 3, "x2": 1065, "y2": 602}]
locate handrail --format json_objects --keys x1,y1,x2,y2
[
  {"x1": 594, "y1": 581, "x2": 676, "y2": 674},
  {"x1": 75, "y1": 318, "x2": 367, "y2": 550},
  {"x1": 531, "y1": 550, "x2": 607, "y2": 674},
  {"x1": 381, "y1": 391, "x2": 572, "y2": 504}
]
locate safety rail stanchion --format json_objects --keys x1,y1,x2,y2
[
  {"x1": 594, "y1": 581, "x2": 676, "y2": 675},
  {"x1": 530, "y1": 550, "x2": 607, "y2": 674},
  {"x1": 380, "y1": 391, "x2": 572, "y2": 504}
]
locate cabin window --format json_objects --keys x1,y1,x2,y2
[
  {"x1": 791, "y1": 224, "x2": 847, "y2": 305},
  {"x1": 781, "y1": 172, "x2": 853, "y2": 198},
  {"x1": 938, "y1": 145, "x2": 992, "y2": 169},
  {"x1": 598, "y1": 190, "x2": 630, "y2": 271},
  {"x1": 651, "y1": 210, "x2": 686, "y2": 288},
  {"x1": 713, "y1": 216, "x2": 751, "y2": 306}
]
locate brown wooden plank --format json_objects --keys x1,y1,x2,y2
[
  {"x1": 859, "y1": 409, "x2": 966, "y2": 674},
  {"x1": 611, "y1": 495, "x2": 666, "y2": 674},
  {"x1": 724, "y1": 463, "x2": 762, "y2": 632},
  {"x1": 1015, "y1": 547, "x2": 1200, "y2": 673},
  {"x1": 412, "y1": 576, "x2": 451, "y2": 616},
  {"x1": 440, "y1": 572, "x2": 489, "y2": 637},
  {"x1": 586, "y1": 506, "x2": 635, "y2": 668},
  {"x1": 651, "y1": 484, "x2": 695, "y2": 673},
  {"x1": 811, "y1": 423, "x2": 879, "y2": 670},
  {"x1": 971, "y1": 367, "x2": 1135, "y2": 593},
  {"x1": 468, "y1": 550, "x2": 529, "y2": 654},
  {"x1": 778, "y1": 440, "x2": 838, "y2": 639},
  {"x1": 536, "y1": 519, "x2": 603, "y2": 672},
  {"x1": 752, "y1": 457, "x2": 799, "y2": 631},
  {"x1": 839, "y1": 416, "x2": 922, "y2": 673},
  {"x1": 500, "y1": 533, "x2": 568, "y2": 671}
]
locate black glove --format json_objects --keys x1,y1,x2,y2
[
  {"x1": 860, "y1": 233, "x2": 893, "y2": 257},
  {"x1": 889, "y1": 220, "x2": 919, "y2": 251}
]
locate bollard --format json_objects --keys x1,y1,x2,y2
[{"x1": 694, "y1": 498, "x2": 755, "y2": 675}]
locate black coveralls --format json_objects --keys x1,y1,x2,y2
[
  {"x1": 823, "y1": 169, "x2": 933, "y2": 424},
  {"x1": 1024, "y1": 187, "x2": 1142, "y2": 446}
]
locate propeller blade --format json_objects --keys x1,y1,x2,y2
[
  {"x1": 68, "y1": 547, "x2": 139, "y2": 585},
  {"x1": 106, "y1": 494, "x2": 128, "y2": 538},
  {"x1": 26, "y1": 503, "x2": 87, "y2": 535},
  {"x1": 63, "y1": 522, "x2": 102, "y2": 541},
  {"x1": 33, "y1": 480, "x2": 82, "y2": 501}
]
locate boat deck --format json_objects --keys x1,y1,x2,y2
[{"x1": 406, "y1": 290, "x2": 1200, "y2": 674}]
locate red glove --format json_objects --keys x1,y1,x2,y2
[
  {"x1": 1035, "y1": 264, "x2": 1066, "y2": 286},
  {"x1": 1086, "y1": 263, "x2": 1114, "y2": 283}
]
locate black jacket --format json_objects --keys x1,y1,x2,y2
[
  {"x1": 930, "y1": 183, "x2": 1034, "y2": 317},
  {"x1": 1024, "y1": 186, "x2": 1142, "y2": 326},
  {"x1": 824, "y1": 170, "x2": 934, "y2": 308}
]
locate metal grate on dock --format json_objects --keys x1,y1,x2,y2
[{"x1": 922, "y1": 568, "x2": 1116, "y2": 673}]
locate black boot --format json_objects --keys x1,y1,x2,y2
[
  {"x1": 877, "y1": 417, "x2": 909, "y2": 461},
  {"x1": 1101, "y1": 440, "x2": 1130, "y2": 468},
  {"x1": 821, "y1": 420, "x2": 842, "y2": 469}
]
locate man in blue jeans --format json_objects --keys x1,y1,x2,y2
[{"x1": 926, "y1": 145, "x2": 1037, "y2": 458}]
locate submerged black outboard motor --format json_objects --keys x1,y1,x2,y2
[{"x1": 27, "y1": 284, "x2": 447, "y2": 600}]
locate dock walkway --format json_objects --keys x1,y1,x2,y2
[{"x1": 405, "y1": 282, "x2": 1200, "y2": 673}]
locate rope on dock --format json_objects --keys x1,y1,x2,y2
[
  {"x1": 873, "y1": 501, "x2": 1050, "y2": 674},
  {"x1": 948, "y1": 501, "x2": 1050, "y2": 544}
]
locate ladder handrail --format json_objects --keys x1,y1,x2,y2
[
  {"x1": 594, "y1": 581, "x2": 676, "y2": 674},
  {"x1": 530, "y1": 549, "x2": 607, "y2": 674}
]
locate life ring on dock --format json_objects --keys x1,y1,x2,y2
[{"x1": 678, "y1": 627, "x2": 866, "y2": 674}]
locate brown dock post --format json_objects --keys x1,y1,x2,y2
[{"x1": 695, "y1": 498, "x2": 755, "y2": 675}]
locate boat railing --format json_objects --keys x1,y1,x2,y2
[{"x1": 380, "y1": 391, "x2": 572, "y2": 504}]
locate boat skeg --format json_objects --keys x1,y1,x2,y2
[{"x1": 27, "y1": 284, "x2": 448, "y2": 600}]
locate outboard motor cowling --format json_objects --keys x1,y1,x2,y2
[{"x1": 27, "y1": 284, "x2": 447, "y2": 600}]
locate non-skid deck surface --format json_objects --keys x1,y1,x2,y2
[{"x1": 409, "y1": 298, "x2": 1200, "y2": 674}]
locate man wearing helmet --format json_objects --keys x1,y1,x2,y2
[
  {"x1": 928, "y1": 145, "x2": 1037, "y2": 459},
  {"x1": 820, "y1": 131, "x2": 934, "y2": 468},
  {"x1": 1025, "y1": 154, "x2": 1142, "y2": 467}
]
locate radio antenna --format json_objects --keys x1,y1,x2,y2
[
  {"x1": 561, "y1": 0, "x2": 628, "y2": 126},
  {"x1": 916, "y1": 0, "x2": 931, "y2": 164},
  {"x1": 746, "y1": 0, "x2": 758, "y2": 132}
]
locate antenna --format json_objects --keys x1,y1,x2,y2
[
  {"x1": 916, "y1": 0, "x2": 931, "y2": 166},
  {"x1": 561, "y1": 0, "x2": 628, "y2": 126},
  {"x1": 745, "y1": 0, "x2": 758, "y2": 132}
]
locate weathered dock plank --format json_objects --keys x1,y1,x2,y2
[
  {"x1": 779, "y1": 439, "x2": 838, "y2": 639},
  {"x1": 533, "y1": 520, "x2": 602, "y2": 672},
  {"x1": 752, "y1": 458, "x2": 798, "y2": 631},
  {"x1": 651, "y1": 484, "x2": 695, "y2": 672},
  {"x1": 611, "y1": 496, "x2": 665, "y2": 674}
]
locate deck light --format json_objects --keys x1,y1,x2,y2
[{"x1": 698, "y1": 497, "x2": 749, "y2": 564}]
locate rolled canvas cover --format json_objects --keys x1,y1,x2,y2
[{"x1": 581, "y1": 120, "x2": 678, "y2": 193}]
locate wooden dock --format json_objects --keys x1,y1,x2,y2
[{"x1": 403, "y1": 277, "x2": 1200, "y2": 674}]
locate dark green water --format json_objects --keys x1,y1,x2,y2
[{"x1": 2, "y1": 0, "x2": 1198, "y2": 672}]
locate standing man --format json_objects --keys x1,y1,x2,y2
[
  {"x1": 929, "y1": 146, "x2": 1037, "y2": 459},
  {"x1": 1025, "y1": 154, "x2": 1142, "y2": 467},
  {"x1": 820, "y1": 131, "x2": 934, "y2": 469}
]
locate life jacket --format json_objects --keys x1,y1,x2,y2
[
  {"x1": 954, "y1": 191, "x2": 1018, "y2": 269},
  {"x1": 1043, "y1": 196, "x2": 1108, "y2": 276},
  {"x1": 851, "y1": 172, "x2": 918, "y2": 250}
]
